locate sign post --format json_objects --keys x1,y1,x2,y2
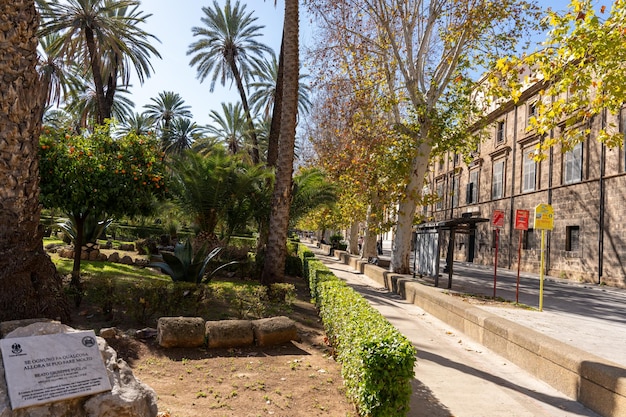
[
  {"x1": 514, "y1": 209, "x2": 530, "y2": 303},
  {"x1": 534, "y1": 204, "x2": 554, "y2": 311},
  {"x1": 491, "y1": 210, "x2": 505, "y2": 298}
]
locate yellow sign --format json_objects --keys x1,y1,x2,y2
[{"x1": 534, "y1": 203, "x2": 554, "y2": 231}]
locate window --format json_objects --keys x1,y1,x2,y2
[
  {"x1": 522, "y1": 148, "x2": 536, "y2": 192},
  {"x1": 438, "y1": 159, "x2": 444, "y2": 171},
  {"x1": 564, "y1": 142, "x2": 583, "y2": 184},
  {"x1": 435, "y1": 181, "x2": 444, "y2": 210},
  {"x1": 496, "y1": 121, "x2": 505, "y2": 143},
  {"x1": 492, "y1": 160, "x2": 504, "y2": 199},
  {"x1": 451, "y1": 175, "x2": 460, "y2": 208},
  {"x1": 528, "y1": 102, "x2": 537, "y2": 126},
  {"x1": 566, "y1": 226, "x2": 580, "y2": 251},
  {"x1": 523, "y1": 228, "x2": 535, "y2": 250},
  {"x1": 466, "y1": 170, "x2": 479, "y2": 204}
]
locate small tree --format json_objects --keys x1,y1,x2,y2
[{"x1": 39, "y1": 123, "x2": 167, "y2": 304}]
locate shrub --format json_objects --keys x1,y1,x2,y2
[{"x1": 301, "y1": 246, "x2": 416, "y2": 417}]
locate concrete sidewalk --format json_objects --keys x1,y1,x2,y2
[{"x1": 307, "y1": 244, "x2": 626, "y2": 417}]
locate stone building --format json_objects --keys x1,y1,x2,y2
[{"x1": 423, "y1": 81, "x2": 626, "y2": 288}]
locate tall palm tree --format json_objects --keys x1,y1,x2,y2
[
  {"x1": 143, "y1": 91, "x2": 193, "y2": 133},
  {"x1": 261, "y1": 0, "x2": 300, "y2": 285},
  {"x1": 163, "y1": 118, "x2": 207, "y2": 156},
  {"x1": 39, "y1": 0, "x2": 161, "y2": 124},
  {"x1": 0, "y1": 0, "x2": 69, "y2": 321},
  {"x1": 250, "y1": 52, "x2": 312, "y2": 121},
  {"x1": 187, "y1": 0, "x2": 273, "y2": 164},
  {"x1": 206, "y1": 102, "x2": 249, "y2": 157}
]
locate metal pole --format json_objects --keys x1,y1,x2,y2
[
  {"x1": 516, "y1": 230, "x2": 522, "y2": 304},
  {"x1": 539, "y1": 229, "x2": 546, "y2": 311},
  {"x1": 493, "y1": 228, "x2": 498, "y2": 298}
]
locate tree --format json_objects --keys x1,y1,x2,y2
[
  {"x1": 0, "y1": 0, "x2": 70, "y2": 322},
  {"x1": 170, "y1": 150, "x2": 270, "y2": 240},
  {"x1": 260, "y1": 0, "x2": 300, "y2": 285},
  {"x1": 289, "y1": 168, "x2": 338, "y2": 227},
  {"x1": 187, "y1": 0, "x2": 273, "y2": 164},
  {"x1": 39, "y1": 124, "x2": 167, "y2": 303},
  {"x1": 143, "y1": 91, "x2": 193, "y2": 134},
  {"x1": 206, "y1": 102, "x2": 250, "y2": 157},
  {"x1": 39, "y1": 0, "x2": 161, "y2": 124},
  {"x1": 307, "y1": 0, "x2": 544, "y2": 273},
  {"x1": 163, "y1": 118, "x2": 207, "y2": 156},
  {"x1": 490, "y1": 0, "x2": 626, "y2": 152},
  {"x1": 116, "y1": 112, "x2": 155, "y2": 136}
]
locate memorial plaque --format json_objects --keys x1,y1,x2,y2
[{"x1": 0, "y1": 330, "x2": 112, "y2": 410}]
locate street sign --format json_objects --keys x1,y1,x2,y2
[
  {"x1": 515, "y1": 209, "x2": 530, "y2": 231},
  {"x1": 492, "y1": 209, "x2": 505, "y2": 228},
  {"x1": 534, "y1": 204, "x2": 554, "y2": 230}
]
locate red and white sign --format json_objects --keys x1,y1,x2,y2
[
  {"x1": 492, "y1": 210, "x2": 505, "y2": 228},
  {"x1": 514, "y1": 209, "x2": 530, "y2": 231}
]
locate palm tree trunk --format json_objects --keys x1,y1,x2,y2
[
  {"x1": 267, "y1": 34, "x2": 285, "y2": 168},
  {"x1": 261, "y1": 0, "x2": 299, "y2": 285},
  {"x1": 85, "y1": 26, "x2": 108, "y2": 124},
  {"x1": 230, "y1": 62, "x2": 260, "y2": 164},
  {"x1": 0, "y1": 0, "x2": 70, "y2": 322}
]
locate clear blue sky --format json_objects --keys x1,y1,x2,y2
[{"x1": 128, "y1": 0, "x2": 573, "y2": 128}]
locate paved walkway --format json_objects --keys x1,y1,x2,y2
[{"x1": 307, "y1": 244, "x2": 625, "y2": 417}]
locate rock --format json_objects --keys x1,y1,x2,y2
[
  {"x1": 135, "y1": 328, "x2": 157, "y2": 339},
  {"x1": 134, "y1": 259, "x2": 149, "y2": 267},
  {"x1": 118, "y1": 244, "x2": 135, "y2": 252},
  {"x1": 99, "y1": 327, "x2": 117, "y2": 339},
  {"x1": 206, "y1": 320, "x2": 254, "y2": 349},
  {"x1": 97, "y1": 253, "x2": 108, "y2": 262},
  {"x1": 0, "y1": 321, "x2": 158, "y2": 417},
  {"x1": 0, "y1": 319, "x2": 58, "y2": 338},
  {"x1": 107, "y1": 252, "x2": 120, "y2": 263},
  {"x1": 157, "y1": 317, "x2": 205, "y2": 348},
  {"x1": 252, "y1": 316, "x2": 299, "y2": 347},
  {"x1": 88, "y1": 250, "x2": 100, "y2": 261},
  {"x1": 119, "y1": 256, "x2": 134, "y2": 265}
]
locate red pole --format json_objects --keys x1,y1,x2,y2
[
  {"x1": 516, "y1": 230, "x2": 522, "y2": 304},
  {"x1": 493, "y1": 228, "x2": 498, "y2": 298}
]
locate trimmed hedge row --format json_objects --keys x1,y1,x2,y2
[{"x1": 298, "y1": 244, "x2": 416, "y2": 417}]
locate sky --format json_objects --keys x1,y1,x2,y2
[{"x1": 126, "y1": 0, "x2": 574, "y2": 129}]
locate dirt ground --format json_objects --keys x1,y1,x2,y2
[{"x1": 71, "y1": 267, "x2": 358, "y2": 417}]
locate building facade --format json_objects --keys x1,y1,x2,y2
[{"x1": 423, "y1": 84, "x2": 626, "y2": 288}]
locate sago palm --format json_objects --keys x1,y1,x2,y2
[{"x1": 187, "y1": 0, "x2": 273, "y2": 164}]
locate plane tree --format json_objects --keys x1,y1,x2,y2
[
  {"x1": 489, "y1": 0, "x2": 626, "y2": 152},
  {"x1": 306, "y1": 0, "x2": 545, "y2": 273}
]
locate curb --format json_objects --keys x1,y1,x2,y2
[{"x1": 333, "y1": 250, "x2": 626, "y2": 417}]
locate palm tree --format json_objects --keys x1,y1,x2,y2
[
  {"x1": 64, "y1": 74, "x2": 135, "y2": 128},
  {"x1": 163, "y1": 118, "x2": 208, "y2": 156},
  {"x1": 143, "y1": 91, "x2": 193, "y2": 133},
  {"x1": 289, "y1": 168, "x2": 338, "y2": 227},
  {"x1": 261, "y1": 0, "x2": 300, "y2": 285},
  {"x1": 250, "y1": 52, "x2": 312, "y2": 121},
  {"x1": 39, "y1": 0, "x2": 161, "y2": 124},
  {"x1": 116, "y1": 112, "x2": 155, "y2": 136},
  {"x1": 206, "y1": 102, "x2": 249, "y2": 157},
  {"x1": 187, "y1": 0, "x2": 273, "y2": 164},
  {"x1": 0, "y1": 0, "x2": 70, "y2": 321}
]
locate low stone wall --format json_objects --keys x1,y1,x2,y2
[
  {"x1": 156, "y1": 316, "x2": 299, "y2": 349},
  {"x1": 332, "y1": 250, "x2": 626, "y2": 417}
]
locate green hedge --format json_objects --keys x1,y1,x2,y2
[{"x1": 298, "y1": 243, "x2": 416, "y2": 417}]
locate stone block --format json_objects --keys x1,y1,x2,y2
[
  {"x1": 157, "y1": 317, "x2": 205, "y2": 348},
  {"x1": 252, "y1": 316, "x2": 299, "y2": 347},
  {"x1": 205, "y1": 320, "x2": 254, "y2": 348}
]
